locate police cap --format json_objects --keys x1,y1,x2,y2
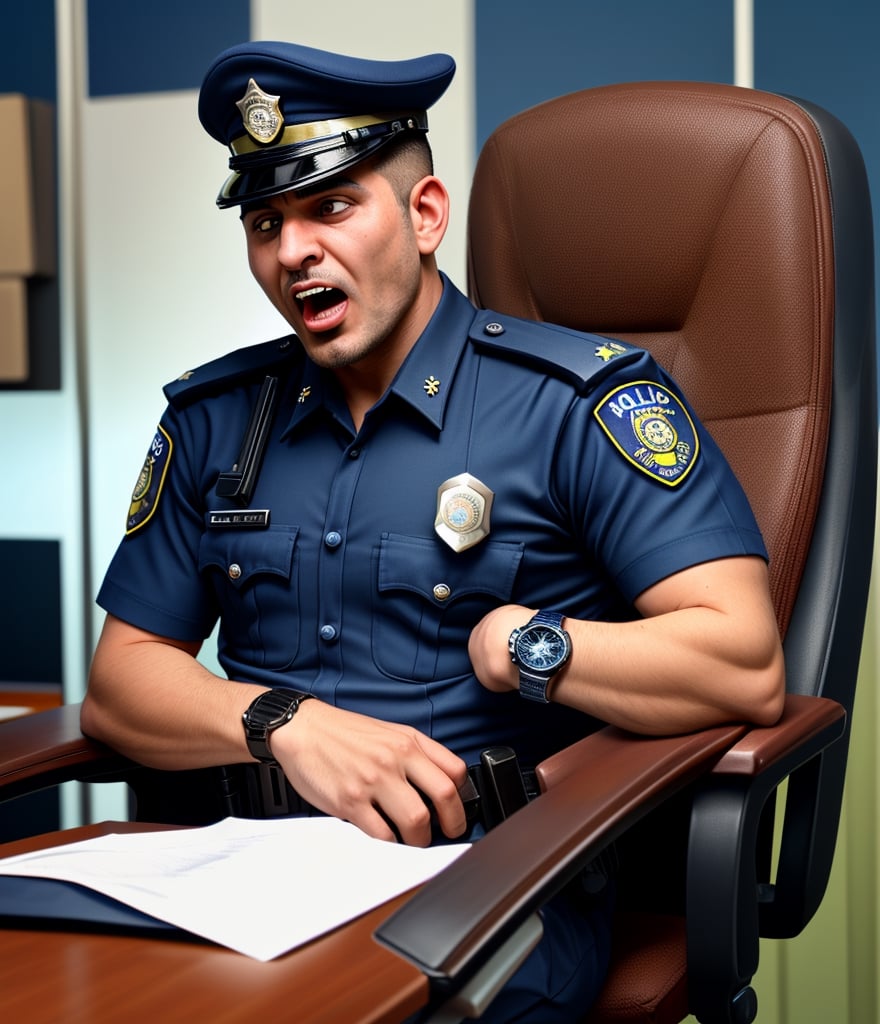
[{"x1": 198, "y1": 40, "x2": 456, "y2": 209}]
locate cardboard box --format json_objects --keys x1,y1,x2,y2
[
  {"x1": 0, "y1": 277, "x2": 28, "y2": 381},
  {"x1": 0, "y1": 95, "x2": 56, "y2": 277}
]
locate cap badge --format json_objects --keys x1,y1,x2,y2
[
  {"x1": 235, "y1": 78, "x2": 284, "y2": 144},
  {"x1": 434, "y1": 473, "x2": 494, "y2": 552}
]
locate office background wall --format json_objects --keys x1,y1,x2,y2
[{"x1": 0, "y1": 1, "x2": 877, "y2": 1021}]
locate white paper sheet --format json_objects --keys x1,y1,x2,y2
[{"x1": 0, "y1": 816, "x2": 469, "y2": 960}]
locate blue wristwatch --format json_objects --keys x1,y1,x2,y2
[{"x1": 508, "y1": 610, "x2": 572, "y2": 703}]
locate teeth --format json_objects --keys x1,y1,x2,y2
[{"x1": 297, "y1": 286, "x2": 330, "y2": 300}]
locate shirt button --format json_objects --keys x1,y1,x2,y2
[
  {"x1": 319, "y1": 624, "x2": 338, "y2": 642},
  {"x1": 228, "y1": 563, "x2": 242, "y2": 580},
  {"x1": 324, "y1": 531, "x2": 342, "y2": 548},
  {"x1": 348, "y1": 447, "x2": 361, "y2": 459},
  {"x1": 433, "y1": 583, "x2": 452, "y2": 601}
]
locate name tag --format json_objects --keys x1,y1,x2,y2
[{"x1": 207, "y1": 509, "x2": 270, "y2": 529}]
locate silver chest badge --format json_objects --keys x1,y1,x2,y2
[{"x1": 434, "y1": 473, "x2": 494, "y2": 552}]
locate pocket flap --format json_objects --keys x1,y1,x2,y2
[
  {"x1": 377, "y1": 532, "x2": 523, "y2": 604},
  {"x1": 198, "y1": 526, "x2": 299, "y2": 588}
]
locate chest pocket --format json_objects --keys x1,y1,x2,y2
[
  {"x1": 198, "y1": 526, "x2": 300, "y2": 671},
  {"x1": 372, "y1": 532, "x2": 523, "y2": 682}
]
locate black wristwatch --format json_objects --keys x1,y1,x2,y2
[
  {"x1": 508, "y1": 610, "x2": 572, "y2": 703},
  {"x1": 242, "y1": 688, "x2": 314, "y2": 764}
]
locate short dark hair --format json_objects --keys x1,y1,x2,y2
[{"x1": 373, "y1": 133, "x2": 435, "y2": 206}]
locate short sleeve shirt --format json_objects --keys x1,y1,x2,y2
[{"x1": 98, "y1": 277, "x2": 766, "y2": 766}]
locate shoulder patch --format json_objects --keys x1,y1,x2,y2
[
  {"x1": 594, "y1": 381, "x2": 699, "y2": 486},
  {"x1": 163, "y1": 335, "x2": 298, "y2": 410},
  {"x1": 469, "y1": 310, "x2": 644, "y2": 394},
  {"x1": 126, "y1": 425, "x2": 172, "y2": 534}
]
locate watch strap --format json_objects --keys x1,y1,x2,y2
[
  {"x1": 518, "y1": 666, "x2": 554, "y2": 703},
  {"x1": 242, "y1": 688, "x2": 314, "y2": 764},
  {"x1": 530, "y1": 609, "x2": 564, "y2": 630}
]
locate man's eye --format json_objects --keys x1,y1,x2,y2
[
  {"x1": 253, "y1": 215, "x2": 280, "y2": 233},
  {"x1": 318, "y1": 199, "x2": 349, "y2": 217}
]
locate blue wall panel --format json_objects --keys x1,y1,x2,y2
[
  {"x1": 0, "y1": 0, "x2": 56, "y2": 100},
  {"x1": 475, "y1": 0, "x2": 733, "y2": 147},
  {"x1": 755, "y1": 2, "x2": 880, "y2": 234},
  {"x1": 755, "y1": 3, "x2": 880, "y2": 131},
  {"x1": 0, "y1": 540, "x2": 62, "y2": 683},
  {"x1": 87, "y1": 0, "x2": 250, "y2": 97}
]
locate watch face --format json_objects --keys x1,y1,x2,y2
[{"x1": 514, "y1": 624, "x2": 569, "y2": 672}]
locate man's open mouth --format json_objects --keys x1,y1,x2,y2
[{"x1": 295, "y1": 285, "x2": 348, "y2": 321}]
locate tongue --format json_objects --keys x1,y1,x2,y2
[{"x1": 302, "y1": 289, "x2": 348, "y2": 331}]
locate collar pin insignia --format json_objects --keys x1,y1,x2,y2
[{"x1": 595, "y1": 341, "x2": 628, "y2": 362}]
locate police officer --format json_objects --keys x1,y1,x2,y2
[{"x1": 81, "y1": 40, "x2": 785, "y2": 1022}]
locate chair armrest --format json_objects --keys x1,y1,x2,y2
[
  {"x1": 374, "y1": 719, "x2": 745, "y2": 996},
  {"x1": 709, "y1": 692, "x2": 845, "y2": 777},
  {"x1": 0, "y1": 703, "x2": 132, "y2": 801},
  {"x1": 686, "y1": 693, "x2": 846, "y2": 1021},
  {"x1": 375, "y1": 693, "x2": 844, "y2": 1012}
]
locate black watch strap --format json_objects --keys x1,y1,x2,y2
[{"x1": 242, "y1": 688, "x2": 314, "y2": 765}]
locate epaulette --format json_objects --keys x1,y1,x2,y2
[
  {"x1": 163, "y1": 335, "x2": 300, "y2": 410},
  {"x1": 468, "y1": 309, "x2": 645, "y2": 395}
]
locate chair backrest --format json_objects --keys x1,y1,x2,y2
[
  {"x1": 467, "y1": 82, "x2": 876, "y2": 949},
  {"x1": 467, "y1": 80, "x2": 875, "y2": 706}
]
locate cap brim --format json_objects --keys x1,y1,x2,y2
[{"x1": 219, "y1": 117, "x2": 428, "y2": 209}]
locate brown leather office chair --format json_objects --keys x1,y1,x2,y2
[
  {"x1": 0, "y1": 82, "x2": 875, "y2": 1024},
  {"x1": 374, "y1": 82, "x2": 876, "y2": 1023}
]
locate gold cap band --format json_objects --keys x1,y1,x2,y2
[{"x1": 229, "y1": 111, "x2": 423, "y2": 155}]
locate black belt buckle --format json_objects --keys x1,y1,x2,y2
[
  {"x1": 256, "y1": 762, "x2": 295, "y2": 816},
  {"x1": 237, "y1": 762, "x2": 309, "y2": 818},
  {"x1": 468, "y1": 745, "x2": 531, "y2": 830},
  {"x1": 459, "y1": 774, "x2": 482, "y2": 828}
]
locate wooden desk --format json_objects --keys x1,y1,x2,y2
[
  {"x1": 0, "y1": 683, "x2": 62, "y2": 722},
  {"x1": 0, "y1": 823, "x2": 428, "y2": 1024}
]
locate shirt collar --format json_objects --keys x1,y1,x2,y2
[
  {"x1": 280, "y1": 274, "x2": 475, "y2": 437},
  {"x1": 279, "y1": 357, "x2": 332, "y2": 439},
  {"x1": 387, "y1": 275, "x2": 474, "y2": 430}
]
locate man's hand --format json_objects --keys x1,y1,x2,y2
[
  {"x1": 468, "y1": 604, "x2": 537, "y2": 694},
  {"x1": 269, "y1": 700, "x2": 469, "y2": 847}
]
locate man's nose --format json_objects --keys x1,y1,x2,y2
[{"x1": 277, "y1": 218, "x2": 321, "y2": 269}]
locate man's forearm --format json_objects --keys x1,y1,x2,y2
[{"x1": 81, "y1": 614, "x2": 266, "y2": 769}]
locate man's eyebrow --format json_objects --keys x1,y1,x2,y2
[
  {"x1": 294, "y1": 175, "x2": 364, "y2": 199},
  {"x1": 239, "y1": 177, "x2": 365, "y2": 219}
]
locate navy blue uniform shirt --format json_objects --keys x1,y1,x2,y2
[{"x1": 98, "y1": 276, "x2": 766, "y2": 766}]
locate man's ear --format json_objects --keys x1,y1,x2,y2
[{"x1": 409, "y1": 175, "x2": 450, "y2": 255}]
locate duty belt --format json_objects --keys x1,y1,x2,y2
[{"x1": 224, "y1": 744, "x2": 539, "y2": 835}]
